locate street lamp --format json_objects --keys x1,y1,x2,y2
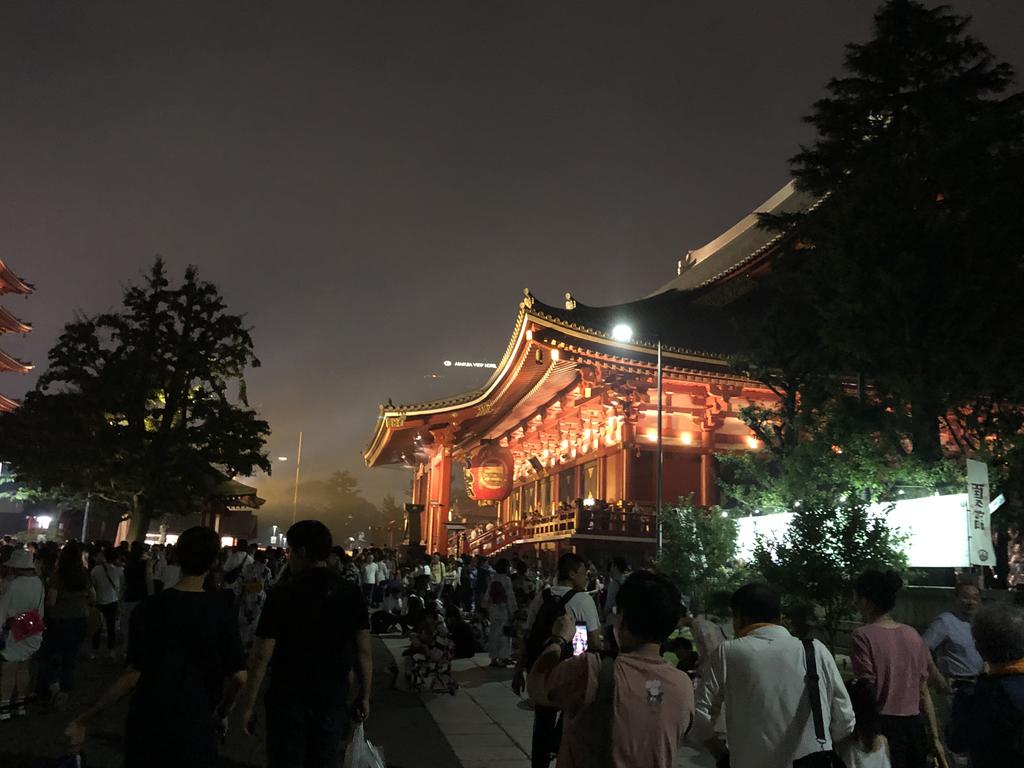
[{"x1": 609, "y1": 323, "x2": 664, "y2": 557}]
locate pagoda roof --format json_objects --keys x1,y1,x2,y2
[
  {"x1": 0, "y1": 260, "x2": 32, "y2": 296},
  {"x1": 652, "y1": 181, "x2": 818, "y2": 294},
  {"x1": 0, "y1": 306, "x2": 31, "y2": 334},
  {"x1": 0, "y1": 348, "x2": 32, "y2": 374},
  {"x1": 0, "y1": 393, "x2": 19, "y2": 412}
]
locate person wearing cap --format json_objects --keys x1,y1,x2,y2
[{"x1": 0, "y1": 547, "x2": 45, "y2": 720}]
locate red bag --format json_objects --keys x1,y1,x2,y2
[{"x1": 8, "y1": 608, "x2": 45, "y2": 642}]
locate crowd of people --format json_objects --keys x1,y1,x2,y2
[{"x1": 2, "y1": 529, "x2": 1024, "y2": 768}]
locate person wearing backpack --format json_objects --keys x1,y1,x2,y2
[
  {"x1": 530, "y1": 570, "x2": 694, "y2": 768},
  {"x1": 513, "y1": 552, "x2": 604, "y2": 768}
]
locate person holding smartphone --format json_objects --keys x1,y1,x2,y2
[
  {"x1": 531, "y1": 571, "x2": 695, "y2": 768},
  {"x1": 513, "y1": 553, "x2": 604, "y2": 768}
]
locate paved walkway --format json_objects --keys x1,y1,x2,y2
[
  {"x1": 382, "y1": 636, "x2": 715, "y2": 768},
  {"x1": 0, "y1": 638, "x2": 459, "y2": 768}
]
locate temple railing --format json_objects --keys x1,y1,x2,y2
[{"x1": 464, "y1": 504, "x2": 657, "y2": 556}]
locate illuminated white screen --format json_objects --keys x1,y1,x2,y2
[{"x1": 736, "y1": 494, "x2": 970, "y2": 568}]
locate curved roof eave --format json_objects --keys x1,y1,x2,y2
[{"x1": 651, "y1": 181, "x2": 820, "y2": 295}]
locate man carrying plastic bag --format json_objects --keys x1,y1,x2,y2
[{"x1": 344, "y1": 722, "x2": 386, "y2": 768}]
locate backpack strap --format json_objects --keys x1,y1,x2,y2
[
  {"x1": 802, "y1": 639, "x2": 828, "y2": 749},
  {"x1": 593, "y1": 656, "x2": 616, "y2": 768}
]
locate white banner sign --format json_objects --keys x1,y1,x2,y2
[{"x1": 966, "y1": 459, "x2": 993, "y2": 566}]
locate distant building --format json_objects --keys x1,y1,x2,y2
[
  {"x1": 365, "y1": 183, "x2": 812, "y2": 564},
  {"x1": 0, "y1": 258, "x2": 33, "y2": 413}
]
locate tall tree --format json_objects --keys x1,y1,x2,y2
[
  {"x1": 0, "y1": 259, "x2": 270, "y2": 539},
  {"x1": 752, "y1": 0, "x2": 1024, "y2": 472}
]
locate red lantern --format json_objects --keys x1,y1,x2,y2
[{"x1": 468, "y1": 442, "x2": 514, "y2": 501}]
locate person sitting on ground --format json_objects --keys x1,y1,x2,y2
[
  {"x1": 446, "y1": 603, "x2": 479, "y2": 659},
  {"x1": 531, "y1": 570, "x2": 694, "y2": 768},
  {"x1": 946, "y1": 602, "x2": 1024, "y2": 766},
  {"x1": 65, "y1": 527, "x2": 247, "y2": 768},
  {"x1": 691, "y1": 582, "x2": 854, "y2": 768},
  {"x1": 839, "y1": 678, "x2": 892, "y2": 768}
]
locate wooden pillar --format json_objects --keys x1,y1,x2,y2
[
  {"x1": 428, "y1": 429, "x2": 454, "y2": 555},
  {"x1": 700, "y1": 428, "x2": 717, "y2": 506}
]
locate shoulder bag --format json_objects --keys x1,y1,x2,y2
[
  {"x1": 7, "y1": 582, "x2": 46, "y2": 643},
  {"x1": 793, "y1": 639, "x2": 846, "y2": 768}
]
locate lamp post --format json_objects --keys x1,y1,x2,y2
[{"x1": 611, "y1": 324, "x2": 663, "y2": 557}]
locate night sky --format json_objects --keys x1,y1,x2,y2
[{"x1": 2, "y1": 1, "x2": 1022, "y2": 509}]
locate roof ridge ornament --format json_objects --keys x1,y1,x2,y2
[
  {"x1": 564, "y1": 292, "x2": 576, "y2": 311},
  {"x1": 521, "y1": 288, "x2": 535, "y2": 309}
]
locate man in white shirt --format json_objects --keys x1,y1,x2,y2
[
  {"x1": 90, "y1": 549, "x2": 124, "y2": 656},
  {"x1": 691, "y1": 583, "x2": 854, "y2": 768},
  {"x1": 361, "y1": 555, "x2": 378, "y2": 604}
]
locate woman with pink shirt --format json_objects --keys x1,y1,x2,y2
[{"x1": 852, "y1": 570, "x2": 947, "y2": 768}]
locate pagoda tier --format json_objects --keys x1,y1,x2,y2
[
  {"x1": 0, "y1": 305, "x2": 31, "y2": 334},
  {"x1": 0, "y1": 347, "x2": 32, "y2": 374},
  {"x1": 0, "y1": 258, "x2": 33, "y2": 409},
  {"x1": 0, "y1": 259, "x2": 33, "y2": 296}
]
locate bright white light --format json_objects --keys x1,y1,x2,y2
[
  {"x1": 736, "y1": 494, "x2": 972, "y2": 568},
  {"x1": 220, "y1": 536, "x2": 235, "y2": 548},
  {"x1": 611, "y1": 324, "x2": 634, "y2": 343},
  {"x1": 35, "y1": 515, "x2": 52, "y2": 528},
  {"x1": 277, "y1": 456, "x2": 288, "y2": 462}
]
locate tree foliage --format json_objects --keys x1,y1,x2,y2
[
  {"x1": 293, "y1": 470, "x2": 385, "y2": 544},
  {"x1": 657, "y1": 496, "x2": 746, "y2": 610},
  {"x1": 752, "y1": 498, "x2": 907, "y2": 650},
  {"x1": 746, "y1": 0, "x2": 1024, "y2": 482},
  {"x1": 0, "y1": 259, "x2": 270, "y2": 539}
]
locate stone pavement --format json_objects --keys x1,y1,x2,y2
[
  {"x1": 382, "y1": 636, "x2": 715, "y2": 768},
  {"x1": 0, "y1": 637, "x2": 460, "y2": 768}
]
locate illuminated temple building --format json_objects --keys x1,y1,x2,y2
[
  {"x1": 0, "y1": 258, "x2": 33, "y2": 413},
  {"x1": 365, "y1": 183, "x2": 811, "y2": 563}
]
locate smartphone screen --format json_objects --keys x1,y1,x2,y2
[{"x1": 572, "y1": 622, "x2": 589, "y2": 656}]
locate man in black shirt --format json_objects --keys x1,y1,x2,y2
[
  {"x1": 66, "y1": 527, "x2": 248, "y2": 768},
  {"x1": 239, "y1": 519, "x2": 372, "y2": 768}
]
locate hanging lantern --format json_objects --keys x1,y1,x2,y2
[{"x1": 468, "y1": 441, "x2": 514, "y2": 501}]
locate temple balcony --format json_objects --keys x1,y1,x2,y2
[{"x1": 463, "y1": 503, "x2": 657, "y2": 557}]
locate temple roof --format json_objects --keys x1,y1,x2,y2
[
  {"x1": 0, "y1": 393, "x2": 19, "y2": 412},
  {"x1": 652, "y1": 181, "x2": 817, "y2": 294},
  {"x1": 365, "y1": 180, "x2": 814, "y2": 468},
  {"x1": 529, "y1": 290, "x2": 744, "y2": 358},
  {"x1": 0, "y1": 306, "x2": 31, "y2": 334},
  {"x1": 0, "y1": 348, "x2": 32, "y2": 374},
  {"x1": 0, "y1": 260, "x2": 32, "y2": 296}
]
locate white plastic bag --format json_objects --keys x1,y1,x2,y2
[{"x1": 343, "y1": 722, "x2": 386, "y2": 768}]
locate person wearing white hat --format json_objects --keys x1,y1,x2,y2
[{"x1": 0, "y1": 547, "x2": 46, "y2": 720}]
